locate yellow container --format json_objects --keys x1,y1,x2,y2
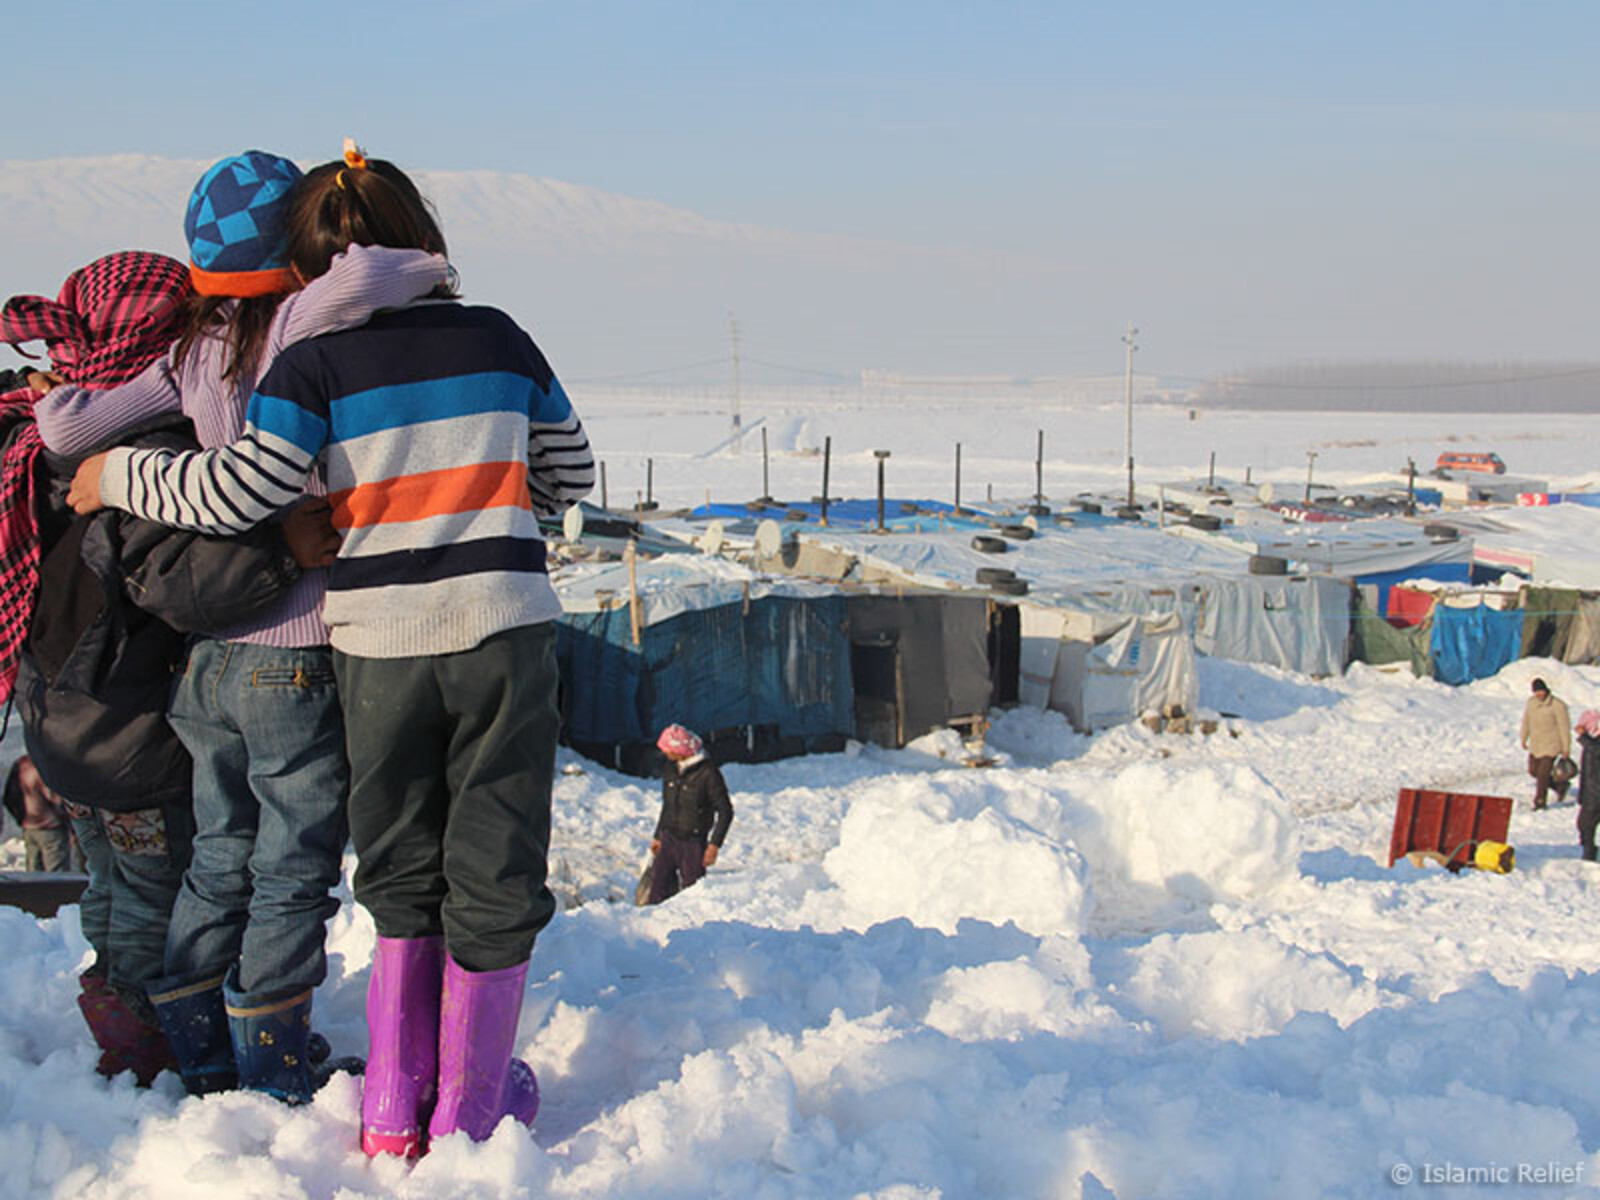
[{"x1": 1473, "y1": 841, "x2": 1515, "y2": 874}]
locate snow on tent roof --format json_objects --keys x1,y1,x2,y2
[
  {"x1": 1445, "y1": 503, "x2": 1600, "y2": 588},
  {"x1": 552, "y1": 554, "x2": 843, "y2": 623},
  {"x1": 1169, "y1": 516, "x2": 1474, "y2": 577},
  {"x1": 769, "y1": 516, "x2": 1255, "y2": 598}
]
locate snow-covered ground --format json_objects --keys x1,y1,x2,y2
[{"x1": 6, "y1": 396, "x2": 1600, "y2": 1199}]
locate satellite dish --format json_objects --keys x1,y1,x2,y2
[
  {"x1": 562, "y1": 504, "x2": 584, "y2": 542},
  {"x1": 754, "y1": 519, "x2": 782, "y2": 558},
  {"x1": 699, "y1": 519, "x2": 726, "y2": 555},
  {"x1": 1022, "y1": 514, "x2": 1040, "y2": 533},
  {"x1": 1257, "y1": 482, "x2": 1275, "y2": 504}
]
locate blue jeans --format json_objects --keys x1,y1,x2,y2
[
  {"x1": 65, "y1": 797, "x2": 193, "y2": 1018},
  {"x1": 163, "y1": 639, "x2": 350, "y2": 997}
]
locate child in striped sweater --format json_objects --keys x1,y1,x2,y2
[{"x1": 69, "y1": 144, "x2": 594, "y2": 1156}]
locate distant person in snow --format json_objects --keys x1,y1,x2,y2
[
  {"x1": 31, "y1": 149, "x2": 446, "y2": 1105},
  {"x1": 2, "y1": 755, "x2": 79, "y2": 872},
  {"x1": 67, "y1": 142, "x2": 595, "y2": 1157},
  {"x1": 646, "y1": 724, "x2": 734, "y2": 905},
  {"x1": 1576, "y1": 710, "x2": 1600, "y2": 862},
  {"x1": 1521, "y1": 677, "x2": 1572, "y2": 810}
]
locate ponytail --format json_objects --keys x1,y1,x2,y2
[{"x1": 287, "y1": 143, "x2": 454, "y2": 289}]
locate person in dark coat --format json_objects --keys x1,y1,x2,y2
[
  {"x1": 646, "y1": 724, "x2": 733, "y2": 905},
  {"x1": 1576, "y1": 710, "x2": 1600, "y2": 862},
  {"x1": 2, "y1": 252, "x2": 314, "y2": 1086}
]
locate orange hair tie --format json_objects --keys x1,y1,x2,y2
[{"x1": 337, "y1": 137, "x2": 370, "y2": 190}]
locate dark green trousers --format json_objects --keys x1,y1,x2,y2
[{"x1": 335, "y1": 622, "x2": 559, "y2": 972}]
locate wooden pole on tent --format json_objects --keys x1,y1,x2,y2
[
  {"x1": 954, "y1": 442, "x2": 962, "y2": 514},
  {"x1": 820, "y1": 436, "x2": 832, "y2": 526},
  {"x1": 624, "y1": 538, "x2": 642, "y2": 646}
]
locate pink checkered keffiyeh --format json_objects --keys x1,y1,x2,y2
[{"x1": 0, "y1": 252, "x2": 190, "y2": 702}]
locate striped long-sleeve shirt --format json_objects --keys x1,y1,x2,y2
[{"x1": 99, "y1": 301, "x2": 595, "y2": 659}]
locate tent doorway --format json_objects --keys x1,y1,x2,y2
[{"x1": 851, "y1": 635, "x2": 902, "y2": 747}]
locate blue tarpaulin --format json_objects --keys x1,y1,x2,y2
[
  {"x1": 556, "y1": 594, "x2": 854, "y2": 745},
  {"x1": 1430, "y1": 603, "x2": 1524, "y2": 686}
]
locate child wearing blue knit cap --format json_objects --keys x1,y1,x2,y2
[{"x1": 32, "y1": 149, "x2": 449, "y2": 1104}]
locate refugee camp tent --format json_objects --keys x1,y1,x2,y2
[
  {"x1": 1521, "y1": 586, "x2": 1600, "y2": 665},
  {"x1": 1017, "y1": 603, "x2": 1197, "y2": 732},
  {"x1": 1430, "y1": 595, "x2": 1524, "y2": 686},
  {"x1": 551, "y1": 552, "x2": 999, "y2": 770},
  {"x1": 1350, "y1": 590, "x2": 1432, "y2": 677},
  {"x1": 844, "y1": 593, "x2": 993, "y2": 746},
  {"x1": 552, "y1": 558, "x2": 854, "y2": 772},
  {"x1": 1350, "y1": 583, "x2": 1522, "y2": 683}
]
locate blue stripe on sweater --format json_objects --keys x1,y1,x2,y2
[
  {"x1": 250, "y1": 392, "x2": 329, "y2": 458},
  {"x1": 327, "y1": 372, "x2": 563, "y2": 442},
  {"x1": 329, "y1": 535, "x2": 548, "y2": 593}
]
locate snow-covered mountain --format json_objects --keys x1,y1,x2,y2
[{"x1": 1, "y1": 155, "x2": 1054, "y2": 383}]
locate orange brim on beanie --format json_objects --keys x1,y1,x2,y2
[{"x1": 188, "y1": 263, "x2": 297, "y2": 298}]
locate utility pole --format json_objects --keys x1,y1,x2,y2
[
  {"x1": 728, "y1": 312, "x2": 742, "y2": 444},
  {"x1": 1304, "y1": 450, "x2": 1318, "y2": 504},
  {"x1": 1122, "y1": 322, "x2": 1138, "y2": 507}
]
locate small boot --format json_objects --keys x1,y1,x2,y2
[
  {"x1": 78, "y1": 972, "x2": 177, "y2": 1086},
  {"x1": 427, "y1": 955, "x2": 540, "y2": 1144},
  {"x1": 148, "y1": 972, "x2": 237, "y2": 1096},
  {"x1": 362, "y1": 936, "x2": 444, "y2": 1158},
  {"x1": 223, "y1": 967, "x2": 316, "y2": 1104}
]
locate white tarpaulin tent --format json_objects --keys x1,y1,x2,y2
[{"x1": 1017, "y1": 603, "x2": 1198, "y2": 732}]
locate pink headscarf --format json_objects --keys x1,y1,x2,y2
[
  {"x1": 657, "y1": 724, "x2": 704, "y2": 759},
  {"x1": 1577, "y1": 710, "x2": 1600, "y2": 738},
  {"x1": 0, "y1": 251, "x2": 190, "y2": 704}
]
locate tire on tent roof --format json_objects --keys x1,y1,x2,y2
[
  {"x1": 1248, "y1": 554, "x2": 1289, "y2": 575},
  {"x1": 1114, "y1": 505, "x2": 1141, "y2": 521},
  {"x1": 1188, "y1": 513, "x2": 1222, "y2": 531},
  {"x1": 1077, "y1": 501, "x2": 1102, "y2": 515},
  {"x1": 972, "y1": 535, "x2": 1008, "y2": 554},
  {"x1": 1423, "y1": 523, "x2": 1459, "y2": 540},
  {"x1": 975, "y1": 566, "x2": 1017, "y2": 585},
  {"x1": 990, "y1": 577, "x2": 1030, "y2": 596},
  {"x1": 784, "y1": 509, "x2": 809, "y2": 521},
  {"x1": 999, "y1": 524, "x2": 1033, "y2": 540}
]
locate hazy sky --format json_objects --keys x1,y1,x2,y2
[{"x1": 7, "y1": 1, "x2": 1600, "y2": 378}]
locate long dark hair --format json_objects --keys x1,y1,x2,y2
[
  {"x1": 172, "y1": 293, "x2": 282, "y2": 385},
  {"x1": 287, "y1": 158, "x2": 458, "y2": 294}
]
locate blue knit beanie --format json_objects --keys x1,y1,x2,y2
[{"x1": 184, "y1": 151, "x2": 303, "y2": 296}]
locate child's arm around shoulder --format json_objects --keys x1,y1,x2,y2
[
  {"x1": 270, "y1": 244, "x2": 449, "y2": 355},
  {"x1": 33, "y1": 355, "x2": 182, "y2": 455},
  {"x1": 71, "y1": 349, "x2": 327, "y2": 534}
]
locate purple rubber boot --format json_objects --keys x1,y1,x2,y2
[
  {"x1": 426, "y1": 955, "x2": 540, "y2": 1144},
  {"x1": 361, "y1": 936, "x2": 444, "y2": 1158}
]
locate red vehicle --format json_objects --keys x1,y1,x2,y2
[{"x1": 1434, "y1": 451, "x2": 1505, "y2": 475}]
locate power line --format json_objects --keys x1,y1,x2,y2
[
  {"x1": 565, "y1": 356, "x2": 730, "y2": 384},
  {"x1": 1153, "y1": 363, "x2": 1600, "y2": 391}
]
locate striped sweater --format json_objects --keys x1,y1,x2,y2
[{"x1": 99, "y1": 302, "x2": 595, "y2": 659}]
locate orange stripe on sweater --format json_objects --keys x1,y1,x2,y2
[{"x1": 330, "y1": 461, "x2": 530, "y2": 529}]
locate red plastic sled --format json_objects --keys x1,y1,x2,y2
[{"x1": 1387, "y1": 788, "x2": 1513, "y2": 870}]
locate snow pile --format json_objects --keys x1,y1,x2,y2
[
  {"x1": 1116, "y1": 928, "x2": 1388, "y2": 1041},
  {"x1": 1068, "y1": 761, "x2": 1302, "y2": 923},
  {"x1": 817, "y1": 774, "x2": 1090, "y2": 938}
]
